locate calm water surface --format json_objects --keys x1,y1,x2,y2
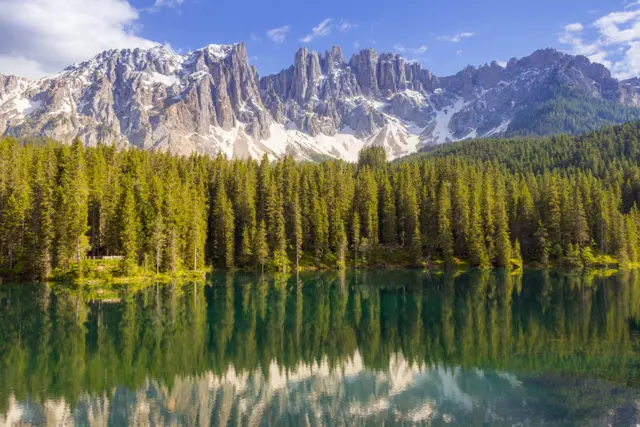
[{"x1": 1, "y1": 269, "x2": 640, "y2": 426}]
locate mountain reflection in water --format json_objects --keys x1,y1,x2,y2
[{"x1": 1, "y1": 269, "x2": 640, "y2": 426}]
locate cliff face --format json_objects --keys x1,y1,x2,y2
[{"x1": 1, "y1": 45, "x2": 637, "y2": 161}]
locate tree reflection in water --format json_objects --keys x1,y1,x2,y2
[{"x1": 1, "y1": 269, "x2": 640, "y2": 426}]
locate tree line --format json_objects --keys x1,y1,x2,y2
[
  {"x1": 505, "y1": 86, "x2": 640, "y2": 138},
  {"x1": 3, "y1": 128, "x2": 640, "y2": 278}
]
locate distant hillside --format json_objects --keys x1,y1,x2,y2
[
  {"x1": 505, "y1": 86, "x2": 640, "y2": 138},
  {"x1": 405, "y1": 119, "x2": 640, "y2": 176}
]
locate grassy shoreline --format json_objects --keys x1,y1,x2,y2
[{"x1": 1, "y1": 246, "x2": 635, "y2": 285}]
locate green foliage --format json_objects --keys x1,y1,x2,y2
[
  {"x1": 357, "y1": 146, "x2": 387, "y2": 170},
  {"x1": 4, "y1": 118, "x2": 640, "y2": 278},
  {"x1": 2, "y1": 269, "x2": 640, "y2": 422},
  {"x1": 506, "y1": 87, "x2": 640, "y2": 137}
]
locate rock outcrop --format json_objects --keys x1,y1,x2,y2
[{"x1": 1, "y1": 45, "x2": 638, "y2": 161}]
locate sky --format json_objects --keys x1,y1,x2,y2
[{"x1": 0, "y1": 0, "x2": 639, "y2": 80}]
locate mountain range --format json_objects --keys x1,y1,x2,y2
[{"x1": 1, "y1": 43, "x2": 639, "y2": 160}]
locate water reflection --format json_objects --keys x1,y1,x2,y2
[{"x1": 1, "y1": 270, "x2": 640, "y2": 426}]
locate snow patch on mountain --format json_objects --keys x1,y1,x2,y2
[
  {"x1": 430, "y1": 97, "x2": 466, "y2": 144},
  {"x1": 1, "y1": 44, "x2": 636, "y2": 161},
  {"x1": 14, "y1": 98, "x2": 42, "y2": 117},
  {"x1": 146, "y1": 72, "x2": 179, "y2": 87}
]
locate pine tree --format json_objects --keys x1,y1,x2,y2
[
  {"x1": 352, "y1": 211, "x2": 361, "y2": 268},
  {"x1": 616, "y1": 212, "x2": 629, "y2": 266},
  {"x1": 310, "y1": 181, "x2": 329, "y2": 264},
  {"x1": 468, "y1": 188, "x2": 490, "y2": 269},
  {"x1": 272, "y1": 190, "x2": 289, "y2": 273},
  {"x1": 493, "y1": 180, "x2": 512, "y2": 268},
  {"x1": 397, "y1": 165, "x2": 420, "y2": 249},
  {"x1": 355, "y1": 169, "x2": 378, "y2": 246},
  {"x1": 544, "y1": 178, "x2": 561, "y2": 258},
  {"x1": 358, "y1": 146, "x2": 387, "y2": 170},
  {"x1": 516, "y1": 180, "x2": 534, "y2": 259},
  {"x1": 451, "y1": 173, "x2": 470, "y2": 257},
  {"x1": 86, "y1": 148, "x2": 105, "y2": 258},
  {"x1": 380, "y1": 173, "x2": 397, "y2": 245},
  {"x1": 437, "y1": 182, "x2": 454, "y2": 265},
  {"x1": 254, "y1": 219, "x2": 269, "y2": 272},
  {"x1": 188, "y1": 179, "x2": 208, "y2": 271},
  {"x1": 513, "y1": 239, "x2": 523, "y2": 269},
  {"x1": 535, "y1": 220, "x2": 550, "y2": 267},
  {"x1": 571, "y1": 186, "x2": 589, "y2": 248},
  {"x1": 482, "y1": 171, "x2": 495, "y2": 261},
  {"x1": 627, "y1": 205, "x2": 640, "y2": 264},
  {"x1": 2, "y1": 194, "x2": 22, "y2": 272},
  {"x1": 150, "y1": 212, "x2": 166, "y2": 274},
  {"x1": 212, "y1": 180, "x2": 235, "y2": 268},
  {"x1": 30, "y1": 149, "x2": 56, "y2": 277},
  {"x1": 239, "y1": 226, "x2": 253, "y2": 267},
  {"x1": 293, "y1": 192, "x2": 303, "y2": 270},
  {"x1": 336, "y1": 217, "x2": 348, "y2": 268},
  {"x1": 55, "y1": 139, "x2": 90, "y2": 269},
  {"x1": 410, "y1": 223, "x2": 423, "y2": 266},
  {"x1": 119, "y1": 178, "x2": 140, "y2": 274}
]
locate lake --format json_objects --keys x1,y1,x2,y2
[{"x1": 1, "y1": 269, "x2": 640, "y2": 426}]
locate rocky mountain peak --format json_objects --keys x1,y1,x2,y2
[
  {"x1": 512, "y1": 48, "x2": 567, "y2": 70},
  {"x1": 1, "y1": 44, "x2": 639, "y2": 162}
]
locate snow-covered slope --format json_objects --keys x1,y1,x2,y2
[{"x1": 0, "y1": 44, "x2": 636, "y2": 160}]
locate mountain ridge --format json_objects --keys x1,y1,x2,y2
[{"x1": 1, "y1": 43, "x2": 638, "y2": 160}]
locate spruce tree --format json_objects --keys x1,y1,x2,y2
[
  {"x1": 119, "y1": 178, "x2": 140, "y2": 274},
  {"x1": 437, "y1": 182, "x2": 454, "y2": 265},
  {"x1": 254, "y1": 219, "x2": 269, "y2": 272},
  {"x1": 493, "y1": 180, "x2": 512, "y2": 268},
  {"x1": 513, "y1": 239, "x2": 523, "y2": 269},
  {"x1": 212, "y1": 180, "x2": 235, "y2": 268},
  {"x1": 468, "y1": 188, "x2": 490, "y2": 269},
  {"x1": 272, "y1": 190, "x2": 289, "y2": 272},
  {"x1": 451, "y1": 173, "x2": 470, "y2": 257},
  {"x1": 55, "y1": 139, "x2": 90, "y2": 269},
  {"x1": 30, "y1": 149, "x2": 56, "y2": 277},
  {"x1": 151, "y1": 213, "x2": 166, "y2": 274},
  {"x1": 380, "y1": 173, "x2": 397, "y2": 245},
  {"x1": 571, "y1": 187, "x2": 589, "y2": 248},
  {"x1": 293, "y1": 192, "x2": 303, "y2": 270},
  {"x1": 352, "y1": 211, "x2": 361, "y2": 268}
]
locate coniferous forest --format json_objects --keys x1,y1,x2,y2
[{"x1": 4, "y1": 120, "x2": 640, "y2": 279}]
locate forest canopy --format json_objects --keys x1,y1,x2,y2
[{"x1": 3, "y1": 120, "x2": 640, "y2": 278}]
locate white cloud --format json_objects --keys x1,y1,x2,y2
[
  {"x1": 267, "y1": 25, "x2": 290, "y2": 44},
  {"x1": 564, "y1": 23, "x2": 584, "y2": 32},
  {"x1": 558, "y1": 3, "x2": 640, "y2": 78},
  {"x1": 496, "y1": 60, "x2": 508, "y2": 67},
  {"x1": 339, "y1": 20, "x2": 358, "y2": 32},
  {"x1": 300, "y1": 18, "x2": 332, "y2": 43},
  {"x1": 0, "y1": 0, "x2": 159, "y2": 79},
  {"x1": 249, "y1": 56, "x2": 258, "y2": 62},
  {"x1": 594, "y1": 8, "x2": 640, "y2": 44},
  {"x1": 437, "y1": 32, "x2": 475, "y2": 43},
  {"x1": 393, "y1": 44, "x2": 428, "y2": 56},
  {"x1": 250, "y1": 33, "x2": 262, "y2": 42},
  {"x1": 152, "y1": 0, "x2": 184, "y2": 8},
  {"x1": 456, "y1": 49, "x2": 463, "y2": 55},
  {"x1": 354, "y1": 41, "x2": 361, "y2": 49}
]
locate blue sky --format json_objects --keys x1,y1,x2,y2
[{"x1": 0, "y1": 0, "x2": 638, "y2": 79}]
